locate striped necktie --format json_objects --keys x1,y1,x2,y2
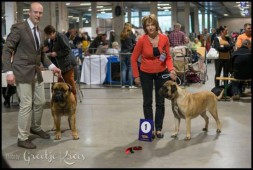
[{"x1": 33, "y1": 26, "x2": 39, "y2": 50}]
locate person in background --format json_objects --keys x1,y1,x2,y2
[
  {"x1": 230, "y1": 39, "x2": 251, "y2": 100},
  {"x1": 66, "y1": 28, "x2": 82, "y2": 49},
  {"x1": 213, "y1": 26, "x2": 234, "y2": 88},
  {"x1": 44, "y1": 25, "x2": 77, "y2": 101},
  {"x1": 169, "y1": 22, "x2": 186, "y2": 47},
  {"x1": 80, "y1": 32, "x2": 91, "y2": 52},
  {"x1": 131, "y1": 14, "x2": 177, "y2": 139},
  {"x1": 120, "y1": 22, "x2": 137, "y2": 89},
  {"x1": 2, "y1": 2, "x2": 61, "y2": 149},
  {"x1": 2, "y1": 36, "x2": 17, "y2": 108},
  {"x1": 106, "y1": 41, "x2": 120, "y2": 56},
  {"x1": 236, "y1": 23, "x2": 251, "y2": 50},
  {"x1": 210, "y1": 28, "x2": 217, "y2": 46},
  {"x1": 43, "y1": 38, "x2": 58, "y2": 67},
  {"x1": 191, "y1": 38, "x2": 202, "y2": 63},
  {"x1": 109, "y1": 30, "x2": 115, "y2": 48},
  {"x1": 200, "y1": 28, "x2": 211, "y2": 52},
  {"x1": 88, "y1": 33, "x2": 107, "y2": 54},
  {"x1": 95, "y1": 41, "x2": 109, "y2": 55}
]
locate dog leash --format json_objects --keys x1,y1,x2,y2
[
  {"x1": 125, "y1": 146, "x2": 142, "y2": 154},
  {"x1": 162, "y1": 74, "x2": 182, "y2": 85},
  {"x1": 53, "y1": 73, "x2": 66, "y2": 83}
]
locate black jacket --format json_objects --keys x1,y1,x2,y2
[
  {"x1": 52, "y1": 32, "x2": 77, "y2": 73},
  {"x1": 231, "y1": 46, "x2": 251, "y2": 79}
]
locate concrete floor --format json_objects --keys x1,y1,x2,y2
[{"x1": 1, "y1": 62, "x2": 251, "y2": 168}]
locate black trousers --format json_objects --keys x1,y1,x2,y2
[
  {"x1": 214, "y1": 59, "x2": 230, "y2": 87},
  {"x1": 140, "y1": 70, "x2": 170, "y2": 131},
  {"x1": 2, "y1": 85, "x2": 16, "y2": 104}
]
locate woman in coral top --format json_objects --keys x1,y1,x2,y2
[{"x1": 131, "y1": 14, "x2": 177, "y2": 139}]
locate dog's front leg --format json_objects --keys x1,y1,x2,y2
[
  {"x1": 185, "y1": 117, "x2": 191, "y2": 140},
  {"x1": 54, "y1": 114, "x2": 61, "y2": 140},
  {"x1": 69, "y1": 114, "x2": 79, "y2": 140},
  {"x1": 171, "y1": 117, "x2": 180, "y2": 138}
]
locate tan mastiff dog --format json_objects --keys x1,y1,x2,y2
[
  {"x1": 159, "y1": 80, "x2": 222, "y2": 140},
  {"x1": 51, "y1": 82, "x2": 79, "y2": 140}
]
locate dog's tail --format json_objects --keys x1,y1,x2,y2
[{"x1": 217, "y1": 89, "x2": 224, "y2": 101}]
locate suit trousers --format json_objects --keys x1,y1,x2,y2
[{"x1": 16, "y1": 75, "x2": 46, "y2": 141}]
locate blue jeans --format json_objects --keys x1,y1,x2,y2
[
  {"x1": 121, "y1": 54, "x2": 133, "y2": 86},
  {"x1": 140, "y1": 69, "x2": 170, "y2": 131}
]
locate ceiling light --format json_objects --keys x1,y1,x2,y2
[
  {"x1": 224, "y1": 14, "x2": 228, "y2": 16},
  {"x1": 66, "y1": 3, "x2": 70, "y2": 6},
  {"x1": 80, "y1": 3, "x2": 91, "y2": 6}
]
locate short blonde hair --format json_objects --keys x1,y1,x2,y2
[
  {"x1": 141, "y1": 14, "x2": 159, "y2": 34},
  {"x1": 112, "y1": 41, "x2": 119, "y2": 48},
  {"x1": 174, "y1": 23, "x2": 181, "y2": 28}
]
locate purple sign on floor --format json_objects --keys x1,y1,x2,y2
[{"x1": 138, "y1": 119, "x2": 154, "y2": 142}]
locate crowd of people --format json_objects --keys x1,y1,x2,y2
[{"x1": 1, "y1": 1, "x2": 251, "y2": 150}]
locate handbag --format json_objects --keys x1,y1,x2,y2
[
  {"x1": 206, "y1": 37, "x2": 220, "y2": 60},
  {"x1": 206, "y1": 47, "x2": 219, "y2": 59}
]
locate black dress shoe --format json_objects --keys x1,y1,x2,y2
[
  {"x1": 30, "y1": 128, "x2": 50, "y2": 139},
  {"x1": 17, "y1": 139, "x2": 36, "y2": 149},
  {"x1": 156, "y1": 131, "x2": 164, "y2": 138},
  {"x1": 152, "y1": 133, "x2": 155, "y2": 139}
]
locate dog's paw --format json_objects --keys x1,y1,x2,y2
[
  {"x1": 54, "y1": 133, "x2": 61, "y2": 140},
  {"x1": 73, "y1": 137, "x2": 79, "y2": 140},
  {"x1": 73, "y1": 135, "x2": 79, "y2": 140},
  {"x1": 216, "y1": 129, "x2": 221, "y2": 133},
  {"x1": 184, "y1": 136, "x2": 191, "y2": 141},
  {"x1": 202, "y1": 128, "x2": 208, "y2": 131}
]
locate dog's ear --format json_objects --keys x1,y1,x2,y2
[
  {"x1": 171, "y1": 84, "x2": 177, "y2": 93},
  {"x1": 67, "y1": 84, "x2": 72, "y2": 91}
]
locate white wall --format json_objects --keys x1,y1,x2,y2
[{"x1": 218, "y1": 18, "x2": 251, "y2": 33}]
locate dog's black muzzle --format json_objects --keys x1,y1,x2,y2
[
  {"x1": 53, "y1": 90, "x2": 65, "y2": 103},
  {"x1": 159, "y1": 87, "x2": 169, "y2": 98}
]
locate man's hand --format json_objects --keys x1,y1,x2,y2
[
  {"x1": 50, "y1": 52, "x2": 57, "y2": 57},
  {"x1": 51, "y1": 67, "x2": 61, "y2": 78},
  {"x1": 43, "y1": 46, "x2": 49, "y2": 53},
  {"x1": 6, "y1": 74, "x2": 16, "y2": 86}
]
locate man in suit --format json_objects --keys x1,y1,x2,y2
[{"x1": 2, "y1": 2, "x2": 61, "y2": 149}]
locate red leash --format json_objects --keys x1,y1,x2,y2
[{"x1": 125, "y1": 146, "x2": 142, "y2": 154}]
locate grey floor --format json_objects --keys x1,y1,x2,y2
[{"x1": 1, "y1": 62, "x2": 252, "y2": 168}]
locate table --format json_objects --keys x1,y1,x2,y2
[{"x1": 80, "y1": 55, "x2": 109, "y2": 84}]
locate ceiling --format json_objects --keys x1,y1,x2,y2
[
  {"x1": 1, "y1": 1, "x2": 251, "y2": 24},
  {"x1": 66, "y1": 1, "x2": 251, "y2": 18}
]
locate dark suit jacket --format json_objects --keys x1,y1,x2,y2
[
  {"x1": 2, "y1": 20, "x2": 52, "y2": 83},
  {"x1": 231, "y1": 46, "x2": 251, "y2": 79}
]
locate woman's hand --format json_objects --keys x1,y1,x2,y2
[
  {"x1": 134, "y1": 77, "x2": 141, "y2": 86},
  {"x1": 169, "y1": 70, "x2": 177, "y2": 81}
]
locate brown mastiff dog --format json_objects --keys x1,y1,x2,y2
[
  {"x1": 51, "y1": 82, "x2": 79, "y2": 140},
  {"x1": 159, "y1": 80, "x2": 222, "y2": 140}
]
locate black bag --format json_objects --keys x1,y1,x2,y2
[
  {"x1": 3, "y1": 84, "x2": 16, "y2": 98},
  {"x1": 211, "y1": 86, "x2": 224, "y2": 97},
  {"x1": 185, "y1": 71, "x2": 201, "y2": 83},
  {"x1": 211, "y1": 84, "x2": 233, "y2": 97}
]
